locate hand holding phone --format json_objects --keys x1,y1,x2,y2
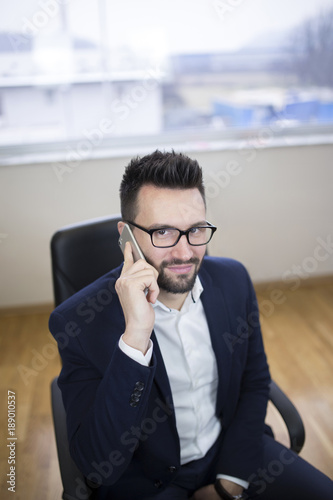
[{"x1": 116, "y1": 225, "x2": 159, "y2": 354}]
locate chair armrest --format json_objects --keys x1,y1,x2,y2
[{"x1": 269, "y1": 380, "x2": 305, "y2": 454}]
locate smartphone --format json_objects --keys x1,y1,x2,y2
[{"x1": 118, "y1": 223, "x2": 145, "y2": 262}]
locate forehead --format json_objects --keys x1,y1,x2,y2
[{"x1": 135, "y1": 185, "x2": 206, "y2": 227}]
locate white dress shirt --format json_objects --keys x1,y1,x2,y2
[{"x1": 119, "y1": 276, "x2": 249, "y2": 489}]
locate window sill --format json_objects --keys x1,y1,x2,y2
[{"x1": 1, "y1": 124, "x2": 333, "y2": 167}]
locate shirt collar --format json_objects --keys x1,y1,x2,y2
[{"x1": 153, "y1": 276, "x2": 204, "y2": 313}]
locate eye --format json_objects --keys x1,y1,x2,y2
[{"x1": 155, "y1": 228, "x2": 171, "y2": 238}]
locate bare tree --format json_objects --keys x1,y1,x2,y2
[{"x1": 290, "y1": 7, "x2": 333, "y2": 87}]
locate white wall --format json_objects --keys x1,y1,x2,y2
[{"x1": 0, "y1": 143, "x2": 332, "y2": 308}]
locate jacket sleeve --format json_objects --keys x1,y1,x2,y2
[
  {"x1": 49, "y1": 308, "x2": 157, "y2": 486},
  {"x1": 217, "y1": 265, "x2": 271, "y2": 482}
]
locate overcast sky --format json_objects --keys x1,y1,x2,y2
[{"x1": 2, "y1": 0, "x2": 333, "y2": 54}]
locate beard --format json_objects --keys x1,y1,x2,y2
[{"x1": 146, "y1": 256, "x2": 202, "y2": 294}]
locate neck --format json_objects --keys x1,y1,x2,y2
[{"x1": 157, "y1": 289, "x2": 189, "y2": 311}]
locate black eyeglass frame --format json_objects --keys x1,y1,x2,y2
[{"x1": 125, "y1": 220, "x2": 217, "y2": 248}]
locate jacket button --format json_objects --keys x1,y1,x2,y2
[
  {"x1": 168, "y1": 466, "x2": 177, "y2": 473},
  {"x1": 154, "y1": 480, "x2": 163, "y2": 489},
  {"x1": 135, "y1": 381, "x2": 145, "y2": 391},
  {"x1": 129, "y1": 401, "x2": 138, "y2": 407}
]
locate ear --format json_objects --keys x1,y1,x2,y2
[{"x1": 117, "y1": 221, "x2": 125, "y2": 235}]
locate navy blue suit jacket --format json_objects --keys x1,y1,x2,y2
[{"x1": 49, "y1": 256, "x2": 271, "y2": 499}]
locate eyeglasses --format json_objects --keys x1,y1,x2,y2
[{"x1": 126, "y1": 220, "x2": 217, "y2": 248}]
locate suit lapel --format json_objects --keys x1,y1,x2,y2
[
  {"x1": 150, "y1": 329, "x2": 180, "y2": 453},
  {"x1": 150, "y1": 329, "x2": 174, "y2": 405},
  {"x1": 199, "y1": 265, "x2": 232, "y2": 416}
]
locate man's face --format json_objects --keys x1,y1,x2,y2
[{"x1": 131, "y1": 185, "x2": 207, "y2": 295}]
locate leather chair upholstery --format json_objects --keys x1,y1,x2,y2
[{"x1": 51, "y1": 215, "x2": 123, "y2": 307}]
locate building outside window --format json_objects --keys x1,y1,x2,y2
[{"x1": 0, "y1": 0, "x2": 332, "y2": 154}]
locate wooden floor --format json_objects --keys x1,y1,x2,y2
[{"x1": 0, "y1": 277, "x2": 332, "y2": 499}]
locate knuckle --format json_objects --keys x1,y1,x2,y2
[{"x1": 115, "y1": 278, "x2": 122, "y2": 292}]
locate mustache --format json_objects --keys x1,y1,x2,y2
[{"x1": 161, "y1": 257, "x2": 200, "y2": 268}]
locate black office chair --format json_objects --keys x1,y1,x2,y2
[
  {"x1": 50, "y1": 214, "x2": 305, "y2": 500},
  {"x1": 51, "y1": 214, "x2": 124, "y2": 307}
]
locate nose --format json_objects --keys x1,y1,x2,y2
[{"x1": 170, "y1": 234, "x2": 194, "y2": 261}]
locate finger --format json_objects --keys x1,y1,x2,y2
[
  {"x1": 146, "y1": 276, "x2": 159, "y2": 304},
  {"x1": 122, "y1": 255, "x2": 159, "y2": 282},
  {"x1": 121, "y1": 267, "x2": 159, "y2": 304},
  {"x1": 121, "y1": 268, "x2": 159, "y2": 300},
  {"x1": 122, "y1": 241, "x2": 134, "y2": 273},
  {"x1": 135, "y1": 266, "x2": 159, "y2": 303}
]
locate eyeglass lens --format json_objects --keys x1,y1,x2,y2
[{"x1": 152, "y1": 227, "x2": 212, "y2": 247}]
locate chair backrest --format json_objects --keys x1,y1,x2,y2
[
  {"x1": 51, "y1": 214, "x2": 123, "y2": 500},
  {"x1": 51, "y1": 214, "x2": 123, "y2": 306},
  {"x1": 51, "y1": 377, "x2": 92, "y2": 500}
]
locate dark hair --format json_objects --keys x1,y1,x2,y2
[{"x1": 120, "y1": 150, "x2": 206, "y2": 221}]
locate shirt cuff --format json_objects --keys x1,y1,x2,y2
[
  {"x1": 216, "y1": 474, "x2": 249, "y2": 490},
  {"x1": 119, "y1": 335, "x2": 153, "y2": 367}
]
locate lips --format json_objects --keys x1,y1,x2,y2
[{"x1": 167, "y1": 265, "x2": 193, "y2": 274}]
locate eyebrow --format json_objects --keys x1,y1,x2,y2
[{"x1": 147, "y1": 220, "x2": 208, "y2": 231}]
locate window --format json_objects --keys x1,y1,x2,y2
[{"x1": 1, "y1": 0, "x2": 333, "y2": 155}]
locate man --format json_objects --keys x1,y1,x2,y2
[{"x1": 50, "y1": 150, "x2": 333, "y2": 500}]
